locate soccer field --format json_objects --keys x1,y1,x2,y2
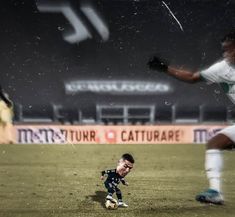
[{"x1": 0, "y1": 144, "x2": 234, "y2": 217}]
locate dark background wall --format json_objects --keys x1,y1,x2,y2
[{"x1": 1, "y1": 0, "x2": 235, "y2": 115}]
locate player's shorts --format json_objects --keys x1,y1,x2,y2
[
  {"x1": 0, "y1": 101, "x2": 13, "y2": 124},
  {"x1": 219, "y1": 125, "x2": 235, "y2": 143},
  {"x1": 104, "y1": 182, "x2": 120, "y2": 193}
]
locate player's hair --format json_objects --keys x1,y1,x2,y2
[
  {"x1": 221, "y1": 30, "x2": 235, "y2": 43},
  {"x1": 121, "y1": 153, "x2": 135, "y2": 163}
]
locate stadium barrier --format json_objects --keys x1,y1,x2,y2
[{"x1": 6, "y1": 124, "x2": 230, "y2": 144}]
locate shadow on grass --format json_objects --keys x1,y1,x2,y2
[
  {"x1": 0, "y1": 203, "x2": 232, "y2": 217},
  {"x1": 136, "y1": 204, "x2": 230, "y2": 216},
  {"x1": 87, "y1": 190, "x2": 107, "y2": 208}
]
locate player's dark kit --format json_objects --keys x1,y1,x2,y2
[
  {"x1": 101, "y1": 169, "x2": 126, "y2": 193},
  {"x1": 101, "y1": 169, "x2": 128, "y2": 207}
]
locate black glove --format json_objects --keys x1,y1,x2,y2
[{"x1": 147, "y1": 56, "x2": 168, "y2": 72}]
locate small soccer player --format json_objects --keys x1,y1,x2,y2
[
  {"x1": 100, "y1": 153, "x2": 135, "y2": 208},
  {"x1": 0, "y1": 85, "x2": 14, "y2": 144}
]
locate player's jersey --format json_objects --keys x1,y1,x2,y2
[
  {"x1": 0, "y1": 100, "x2": 8, "y2": 110},
  {"x1": 200, "y1": 60, "x2": 235, "y2": 103},
  {"x1": 0, "y1": 100, "x2": 13, "y2": 123},
  {"x1": 101, "y1": 169, "x2": 126, "y2": 187}
]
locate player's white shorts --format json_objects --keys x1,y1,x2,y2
[{"x1": 219, "y1": 125, "x2": 235, "y2": 143}]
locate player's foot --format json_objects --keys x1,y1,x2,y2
[
  {"x1": 118, "y1": 201, "x2": 128, "y2": 208},
  {"x1": 106, "y1": 195, "x2": 116, "y2": 203},
  {"x1": 195, "y1": 188, "x2": 224, "y2": 205}
]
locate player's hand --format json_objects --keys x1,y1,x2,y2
[
  {"x1": 147, "y1": 56, "x2": 168, "y2": 72},
  {"x1": 124, "y1": 182, "x2": 129, "y2": 186},
  {"x1": 100, "y1": 176, "x2": 104, "y2": 180}
]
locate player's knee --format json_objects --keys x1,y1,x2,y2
[
  {"x1": 206, "y1": 134, "x2": 233, "y2": 150},
  {"x1": 116, "y1": 191, "x2": 121, "y2": 196}
]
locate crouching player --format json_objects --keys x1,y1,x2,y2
[{"x1": 101, "y1": 153, "x2": 135, "y2": 208}]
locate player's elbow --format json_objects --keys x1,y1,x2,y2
[{"x1": 187, "y1": 72, "x2": 201, "y2": 83}]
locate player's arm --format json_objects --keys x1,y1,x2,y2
[
  {"x1": 100, "y1": 170, "x2": 106, "y2": 180},
  {"x1": 121, "y1": 178, "x2": 129, "y2": 186},
  {"x1": 100, "y1": 169, "x2": 112, "y2": 180},
  {"x1": 167, "y1": 66, "x2": 201, "y2": 82},
  {"x1": 148, "y1": 56, "x2": 201, "y2": 83}
]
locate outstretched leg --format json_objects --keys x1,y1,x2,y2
[
  {"x1": 196, "y1": 130, "x2": 234, "y2": 205},
  {"x1": 115, "y1": 187, "x2": 128, "y2": 207}
]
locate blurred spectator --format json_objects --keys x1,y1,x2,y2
[{"x1": 0, "y1": 85, "x2": 14, "y2": 144}]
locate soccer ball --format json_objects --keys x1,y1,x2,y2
[{"x1": 105, "y1": 199, "x2": 118, "y2": 210}]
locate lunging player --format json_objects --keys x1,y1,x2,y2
[{"x1": 148, "y1": 30, "x2": 235, "y2": 205}]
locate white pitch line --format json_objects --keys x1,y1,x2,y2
[
  {"x1": 68, "y1": 141, "x2": 76, "y2": 149},
  {"x1": 162, "y1": 1, "x2": 184, "y2": 32}
]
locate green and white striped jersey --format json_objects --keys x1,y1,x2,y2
[{"x1": 200, "y1": 60, "x2": 235, "y2": 103}]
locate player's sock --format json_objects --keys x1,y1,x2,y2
[
  {"x1": 116, "y1": 190, "x2": 122, "y2": 201},
  {"x1": 106, "y1": 193, "x2": 113, "y2": 200},
  {"x1": 205, "y1": 149, "x2": 223, "y2": 193}
]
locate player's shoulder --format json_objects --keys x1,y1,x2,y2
[
  {"x1": 210, "y1": 59, "x2": 227, "y2": 68},
  {"x1": 106, "y1": 169, "x2": 116, "y2": 173},
  {"x1": 200, "y1": 59, "x2": 227, "y2": 76}
]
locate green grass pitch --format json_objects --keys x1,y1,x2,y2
[{"x1": 0, "y1": 143, "x2": 234, "y2": 217}]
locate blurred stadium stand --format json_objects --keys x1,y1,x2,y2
[
  {"x1": 155, "y1": 105, "x2": 173, "y2": 124},
  {"x1": 13, "y1": 104, "x2": 23, "y2": 123},
  {"x1": 52, "y1": 105, "x2": 81, "y2": 124},
  {"x1": 172, "y1": 104, "x2": 200, "y2": 123},
  {"x1": 199, "y1": 104, "x2": 228, "y2": 123},
  {"x1": 14, "y1": 101, "x2": 232, "y2": 125},
  {"x1": 13, "y1": 103, "x2": 234, "y2": 125},
  {"x1": 96, "y1": 105, "x2": 155, "y2": 125},
  {"x1": 226, "y1": 105, "x2": 235, "y2": 124},
  {"x1": 3, "y1": 0, "x2": 235, "y2": 126},
  {"x1": 20, "y1": 104, "x2": 54, "y2": 124}
]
